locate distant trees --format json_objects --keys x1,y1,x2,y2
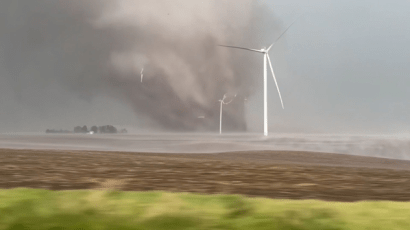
[
  {"x1": 78, "y1": 125, "x2": 119, "y2": 133},
  {"x1": 48, "y1": 125, "x2": 125, "y2": 134},
  {"x1": 74, "y1": 125, "x2": 88, "y2": 133},
  {"x1": 74, "y1": 126, "x2": 82, "y2": 133},
  {"x1": 90, "y1": 126, "x2": 98, "y2": 133},
  {"x1": 98, "y1": 125, "x2": 117, "y2": 134},
  {"x1": 81, "y1": 125, "x2": 88, "y2": 133},
  {"x1": 46, "y1": 129, "x2": 71, "y2": 134}
]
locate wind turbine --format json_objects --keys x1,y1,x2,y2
[
  {"x1": 219, "y1": 94, "x2": 236, "y2": 134},
  {"x1": 218, "y1": 18, "x2": 299, "y2": 136},
  {"x1": 140, "y1": 68, "x2": 144, "y2": 82}
]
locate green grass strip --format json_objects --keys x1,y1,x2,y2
[{"x1": 1, "y1": 188, "x2": 410, "y2": 230}]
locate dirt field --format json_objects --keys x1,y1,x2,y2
[{"x1": 1, "y1": 148, "x2": 410, "y2": 201}]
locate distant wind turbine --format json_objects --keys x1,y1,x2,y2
[
  {"x1": 219, "y1": 94, "x2": 236, "y2": 134},
  {"x1": 218, "y1": 17, "x2": 300, "y2": 136},
  {"x1": 140, "y1": 68, "x2": 144, "y2": 82}
]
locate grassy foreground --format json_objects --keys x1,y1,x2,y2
[{"x1": 1, "y1": 189, "x2": 410, "y2": 230}]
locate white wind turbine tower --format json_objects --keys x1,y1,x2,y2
[
  {"x1": 218, "y1": 18, "x2": 299, "y2": 136},
  {"x1": 219, "y1": 94, "x2": 236, "y2": 134},
  {"x1": 140, "y1": 68, "x2": 144, "y2": 82}
]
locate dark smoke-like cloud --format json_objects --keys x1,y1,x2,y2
[{"x1": 0, "y1": 0, "x2": 282, "y2": 132}]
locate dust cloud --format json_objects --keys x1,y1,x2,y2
[
  {"x1": 0, "y1": 0, "x2": 283, "y2": 132},
  {"x1": 2, "y1": 133, "x2": 410, "y2": 160}
]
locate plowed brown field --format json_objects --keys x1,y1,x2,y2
[{"x1": 1, "y1": 148, "x2": 410, "y2": 201}]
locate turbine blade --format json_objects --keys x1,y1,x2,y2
[
  {"x1": 218, "y1": 45, "x2": 264, "y2": 53},
  {"x1": 223, "y1": 95, "x2": 236, "y2": 104},
  {"x1": 224, "y1": 99, "x2": 234, "y2": 105},
  {"x1": 267, "y1": 43, "x2": 274, "y2": 52},
  {"x1": 268, "y1": 15, "x2": 302, "y2": 52},
  {"x1": 267, "y1": 54, "x2": 284, "y2": 109}
]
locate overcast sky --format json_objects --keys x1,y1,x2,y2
[
  {"x1": 1, "y1": 0, "x2": 409, "y2": 134},
  {"x1": 245, "y1": 0, "x2": 410, "y2": 134}
]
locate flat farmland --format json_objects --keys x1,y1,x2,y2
[{"x1": 1, "y1": 148, "x2": 410, "y2": 201}]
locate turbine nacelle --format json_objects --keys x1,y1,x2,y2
[
  {"x1": 219, "y1": 93, "x2": 236, "y2": 105},
  {"x1": 260, "y1": 43, "x2": 274, "y2": 53}
]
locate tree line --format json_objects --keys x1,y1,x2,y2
[{"x1": 46, "y1": 125, "x2": 127, "y2": 134}]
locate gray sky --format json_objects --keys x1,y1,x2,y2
[
  {"x1": 1, "y1": 0, "x2": 410, "y2": 134},
  {"x1": 245, "y1": 0, "x2": 410, "y2": 134}
]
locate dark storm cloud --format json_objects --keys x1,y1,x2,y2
[{"x1": 0, "y1": 0, "x2": 283, "y2": 132}]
